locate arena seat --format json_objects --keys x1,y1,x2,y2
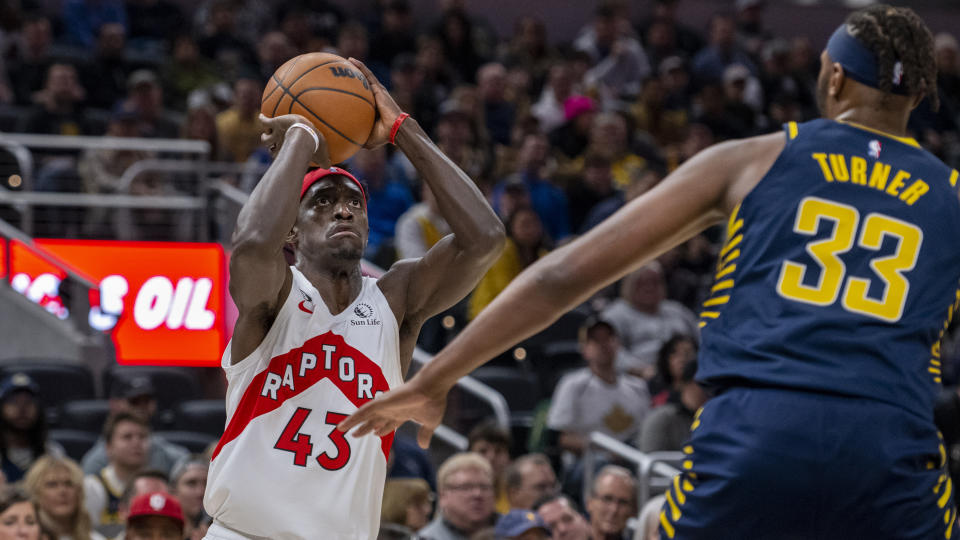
[
  {"x1": 533, "y1": 340, "x2": 584, "y2": 397},
  {"x1": 174, "y1": 400, "x2": 226, "y2": 438},
  {"x1": 469, "y1": 366, "x2": 543, "y2": 417},
  {"x1": 154, "y1": 430, "x2": 216, "y2": 454},
  {"x1": 0, "y1": 360, "x2": 96, "y2": 408},
  {"x1": 59, "y1": 399, "x2": 111, "y2": 434},
  {"x1": 103, "y1": 366, "x2": 202, "y2": 426},
  {"x1": 49, "y1": 429, "x2": 99, "y2": 462}
]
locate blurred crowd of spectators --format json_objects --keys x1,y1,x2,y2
[{"x1": 3, "y1": 0, "x2": 960, "y2": 538}]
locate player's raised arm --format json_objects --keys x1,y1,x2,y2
[
  {"x1": 339, "y1": 130, "x2": 785, "y2": 445},
  {"x1": 228, "y1": 114, "x2": 331, "y2": 363},
  {"x1": 348, "y1": 58, "x2": 505, "y2": 339}
]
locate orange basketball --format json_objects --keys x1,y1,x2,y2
[{"x1": 261, "y1": 52, "x2": 376, "y2": 164}]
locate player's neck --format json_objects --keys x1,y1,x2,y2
[
  {"x1": 833, "y1": 107, "x2": 910, "y2": 138},
  {"x1": 300, "y1": 264, "x2": 364, "y2": 315}
]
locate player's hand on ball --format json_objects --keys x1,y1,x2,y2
[
  {"x1": 338, "y1": 374, "x2": 447, "y2": 449},
  {"x1": 259, "y1": 113, "x2": 332, "y2": 168},
  {"x1": 347, "y1": 57, "x2": 405, "y2": 149}
]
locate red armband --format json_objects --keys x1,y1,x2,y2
[{"x1": 389, "y1": 113, "x2": 410, "y2": 145}]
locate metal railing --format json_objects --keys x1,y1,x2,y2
[
  {"x1": 411, "y1": 346, "x2": 511, "y2": 431},
  {"x1": 0, "y1": 217, "x2": 98, "y2": 336},
  {"x1": 0, "y1": 133, "x2": 210, "y2": 155},
  {"x1": 583, "y1": 432, "x2": 682, "y2": 510},
  {"x1": 432, "y1": 425, "x2": 468, "y2": 450}
]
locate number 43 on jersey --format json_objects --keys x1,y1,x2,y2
[{"x1": 274, "y1": 408, "x2": 351, "y2": 470}]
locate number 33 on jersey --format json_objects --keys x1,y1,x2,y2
[{"x1": 696, "y1": 119, "x2": 960, "y2": 422}]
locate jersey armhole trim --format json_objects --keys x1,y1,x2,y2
[
  {"x1": 222, "y1": 267, "x2": 297, "y2": 375},
  {"x1": 787, "y1": 122, "x2": 799, "y2": 140}
]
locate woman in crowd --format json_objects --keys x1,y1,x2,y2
[
  {"x1": 24, "y1": 456, "x2": 104, "y2": 540},
  {"x1": 380, "y1": 478, "x2": 433, "y2": 536},
  {"x1": 649, "y1": 334, "x2": 698, "y2": 406},
  {"x1": 0, "y1": 486, "x2": 41, "y2": 540},
  {"x1": 469, "y1": 206, "x2": 550, "y2": 320},
  {"x1": 170, "y1": 456, "x2": 208, "y2": 539}
]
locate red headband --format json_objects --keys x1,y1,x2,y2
[{"x1": 300, "y1": 167, "x2": 367, "y2": 206}]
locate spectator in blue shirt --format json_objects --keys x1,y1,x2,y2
[
  {"x1": 691, "y1": 13, "x2": 757, "y2": 85},
  {"x1": 493, "y1": 133, "x2": 570, "y2": 241},
  {"x1": 348, "y1": 147, "x2": 414, "y2": 260},
  {"x1": 62, "y1": 0, "x2": 127, "y2": 49}
]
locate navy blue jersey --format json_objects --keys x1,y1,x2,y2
[{"x1": 698, "y1": 118, "x2": 960, "y2": 420}]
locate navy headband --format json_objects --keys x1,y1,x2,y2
[{"x1": 826, "y1": 24, "x2": 908, "y2": 95}]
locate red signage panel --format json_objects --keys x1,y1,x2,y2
[{"x1": 8, "y1": 240, "x2": 228, "y2": 367}]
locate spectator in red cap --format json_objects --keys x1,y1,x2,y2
[{"x1": 125, "y1": 492, "x2": 182, "y2": 540}]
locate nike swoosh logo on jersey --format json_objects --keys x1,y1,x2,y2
[{"x1": 298, "y1": 300, "x2": 314, "y2": 314}]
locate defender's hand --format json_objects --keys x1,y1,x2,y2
[
  {"x1": 337, "y1": 374, "x2": 448, "y2": 449},
  {"x1": 348, "y1": 57, "x2": 404, "y2": 149},
  {"x1": 259, "y1": 113, "x2": 331, "y2": 168}
]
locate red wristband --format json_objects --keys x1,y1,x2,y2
[{"x1": 389, "y1": 113, "x2": 410, "y2": 145}]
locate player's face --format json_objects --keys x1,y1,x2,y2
[
  {"x1": 537, "y1": 499, "x2": 590, "y2": 540},
  {"x1": 296, "y1": 177, "x2": 368, "y2": 263},
  {"x1": 126, "y1": 516, "x2": 182, "y2": 540},
  {"x1": 0, "y1": 501, "x2": 40, "y2": 540},
  {"x1": 37, "y1": 467, "x2": 77, "y2": 519}
]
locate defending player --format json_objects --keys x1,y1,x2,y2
[
  {"x1": 341, "y1": 6, "x2": 960, "y2": 538},
  {"x1": 202, "y1": 58, "x2": 504, "y2": 540}
]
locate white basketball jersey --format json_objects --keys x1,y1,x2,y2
[{"x1": 204, "y1": 267, "x2": 403, "y2": 540}]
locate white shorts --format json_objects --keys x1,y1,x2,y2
[{"x1": 202, "y1": 522, "x2": 272, "y2": 540}]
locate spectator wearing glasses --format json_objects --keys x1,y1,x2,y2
[
  {"x1": 419, "y1": 452, "x2": 497, "y2": 540},
  {"x1": 585, "y1": 466, "x2": 636, "y2": 540}
]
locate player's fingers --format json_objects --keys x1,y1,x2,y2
[
  {"x1": 374, "y1": 419, "x2": 402, "y2": 437},
  {"x1": 347, "y1": 57, "x2": 381, "y2": 87},
  {"x1": 258, "y1": 114, "x2": 274, "y2": 133},
  {"x1": 337, "y1": 407, "x2": 368, "y2": 433},
  {"x1": 416, "y1": 424, "x2": 435, "y2": 449}
]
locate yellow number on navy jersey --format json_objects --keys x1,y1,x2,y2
[
  {"x1": 777, "y1": 197, "x2": 923, "y2": 322},
  {"x1": 777, "y1": 197, "x2": 858, "y2": 306},
  {"x1": 842, "y1": 213, "x2": 923, "y2": 322}
]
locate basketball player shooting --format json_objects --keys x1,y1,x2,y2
[
  {"x1": 201, "y1": 58, "x2": 504, "y2": 540},
  {"x1": 342, "y1": 6, "x2": 960, "y2": 539}
]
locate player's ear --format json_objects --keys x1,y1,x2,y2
[
  {"x1": 829, "y1": 62, "x2": 846, "y2": 97},
  {"x1": 286, "y1": 226, "x2": 298, "y2": 248}
]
